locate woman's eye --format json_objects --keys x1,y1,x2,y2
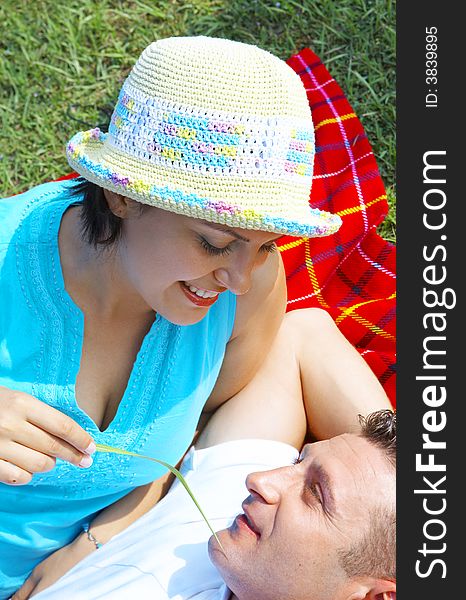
[
  {"x1": 292, "y1": 456, "x2": 304, "y2": 465},
  {"x1": 259, "y1": 242, "x2": 277, "y2": 254},
  {"x1": 198, "y1": 236, "x2": 276, "y2": 257},
  {"x1": 198, "y1": 237, "x2": 232, "y2": 257}
]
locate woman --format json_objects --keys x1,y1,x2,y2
[{"x1": 2, "y1": 35, "x2": 348, "y2": 597}]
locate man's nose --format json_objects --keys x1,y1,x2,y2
[{"x1": 245, "y1": 467, "x2": 287, "y2": 505}]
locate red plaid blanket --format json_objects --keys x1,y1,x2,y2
[
  {"x1": 282, "y1": 48, "x2": 396, "y2": 407},
  {"x1": 54, "y1": 47, "x2": 396, "y2": 407}
]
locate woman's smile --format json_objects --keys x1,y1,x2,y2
[{"x1": 179, "y1": 281, "x2": 221, "y2": 307}]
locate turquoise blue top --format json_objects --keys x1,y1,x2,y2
[{"x1": 0, "y1": 179, "x2": 237, "y2": 597}]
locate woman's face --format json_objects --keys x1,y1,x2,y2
[{"x1": 117, "y1": 204, "x2": 283, "y2": 325}]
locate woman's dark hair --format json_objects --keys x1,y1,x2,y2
[{"x1": 68, "y1": 177, "x2": 123, "y2": 249}]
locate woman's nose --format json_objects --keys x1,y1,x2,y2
[{"x1": 214, "y1": 256, "x2": 256, "y2": 296}]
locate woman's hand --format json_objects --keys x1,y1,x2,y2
[
  {"x1": 0, "y1": 386, "x2": 95, "y2": 485},
  {"x1": 11, "y1": 534, "x2": 95, "y2": 599}
]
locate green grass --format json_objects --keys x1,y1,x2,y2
[{"x1": 0, "y1": 0, "x2": 395, "y2": 241}]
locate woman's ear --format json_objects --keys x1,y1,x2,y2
[{"x1": 102, "y1": 188, "x2": 142, "y2": 218}]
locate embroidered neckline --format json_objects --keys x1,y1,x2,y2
[{"x1": 15, "y1": 184, "x2": 182, "y2": 448}]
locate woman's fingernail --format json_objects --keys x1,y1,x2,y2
[
  {"x1": 78, "y1": 455, "x2": 93, "y2": 468},
  {"x1": 84, "y1": 442, "x2": 96, "y2": 455}
]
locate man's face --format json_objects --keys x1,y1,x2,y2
[{"x1": 209, "y1": 434, "x2": 395, "y2": 600}]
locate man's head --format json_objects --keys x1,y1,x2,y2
[{"x1": 209, "y1": 410, "x2": 396, "y2": 600}]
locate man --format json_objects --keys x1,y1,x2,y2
[
  {"x1": 15, "y1": 310, "x2": 396, "y2": 599},
  {"x1": 209, "y1": 411, "x2": 396, "y2": 600}
]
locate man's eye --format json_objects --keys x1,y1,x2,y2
[
  {"x1": 292, "y1": 456, "x2": 303, "y2": 465},
  {"x1": 307, "y1": 482, "x2": 323, "y2": 505}
]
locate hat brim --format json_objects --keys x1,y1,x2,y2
[{"x1": 66, "y1": 130, "x2": 342, "y2": 239}]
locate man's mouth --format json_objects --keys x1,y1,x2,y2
[{"x1": 236, "y1": 511, "x2": 261, "y2": 538}]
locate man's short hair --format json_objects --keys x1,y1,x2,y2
[{"x1": 338, "y1": 409, "x2": 396, "y2": 581}]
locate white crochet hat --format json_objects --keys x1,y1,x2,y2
[{"x1": 66, "y1": 36, "x2": 342, "y2": 238}]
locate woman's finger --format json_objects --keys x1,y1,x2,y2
[
  {"x1": 12, "y1": 392, "x2": 95, "y2": 454},
  {"x1": 12, "y1": 421, "x2": 93, "y2": 468},
  {"x1": 0, "y1": 458, "x2": 32, "y2": 486},
  {"x1": 0, "y1": 441, "x2": 56, "y2": 475}
]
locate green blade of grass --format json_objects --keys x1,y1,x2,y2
[{"x1": 95, "y1": 443, "x2": 225, "y2": 552}]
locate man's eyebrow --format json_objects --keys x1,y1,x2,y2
[{"x1": 199, "y1": 222, "x2": 251, "y2": 242}]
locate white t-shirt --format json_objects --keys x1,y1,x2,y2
[{"x1": 35, "y1": 439, "x2": 298, "y2": 600}]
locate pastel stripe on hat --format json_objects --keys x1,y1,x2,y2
[
  {"x1": 67, "y1": 129, "x2": 340, "y2": 237},
  {"x1": 109, "y1": 82, "x2": 315, "y2": 178}
]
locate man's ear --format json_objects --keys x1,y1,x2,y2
[
  {"x1": 345, "y1": 579, "x2": 396, "y2": 600},
  {"x1": 102, "y1": 189, "x2": 141, "y2": 218}
]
